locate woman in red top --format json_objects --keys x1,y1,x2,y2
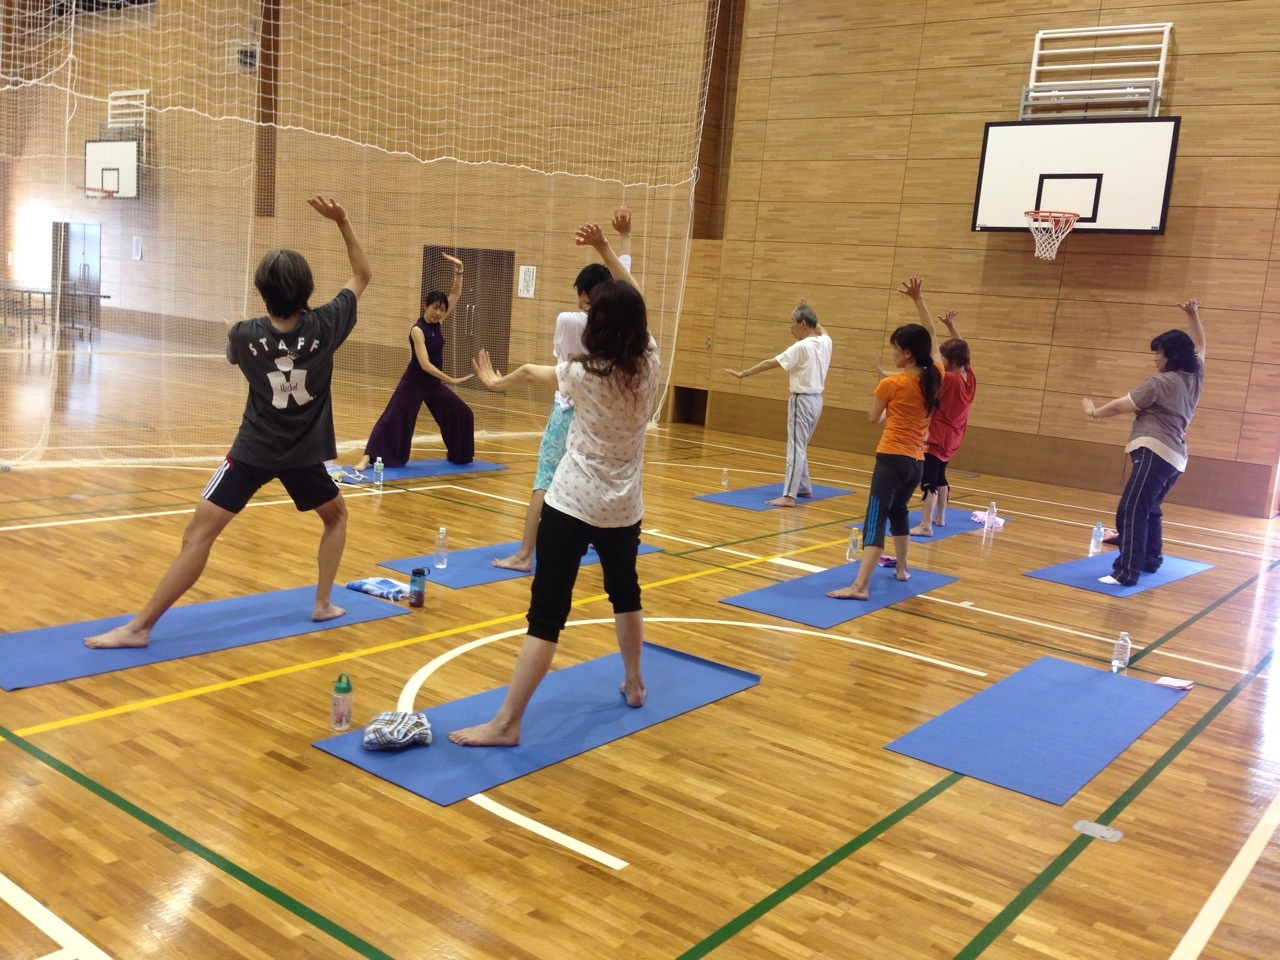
[
  {"x1": 828, "y1": 316, "x2": 941, "y2": 601},
  {"x1": 895, "y1": 277, "x2": 976, "y2": 535}
]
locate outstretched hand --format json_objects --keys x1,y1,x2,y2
[
  {"x1": 1177, "y1": 298, "x2": 1201, "y2": 316},
  {"x1": 1082, "y1": 396, "x2": 1097, "y2": 419},
  {"x1": 472, "y1": 349, "x2": 503, "y2": 390},
  {"x1": 898, "y1": 275, "x2": 923, "y2": 301},
  {"x1": 307, "y1": 196, "x2": 348, "y2": 223},
  {"x1": 723, "y1": 367, "x2": 747, "y2": 380},
  {"x1": 940, "y1": 309, "x2": 958, "y2": 327},
  {"x1": 575, "y1": 222, "x2": 606, "y2": 251},
  {"x1": 448, "y1": 373, "x2": 475, "y2": 386},
  {"x1": 442, "y1": 252, "x2": 463, "y2": 271},
  {"x1": 873, "y1": 357, "x2": 887, "y2": 377},
  {"x1": 611, "y1": 205, "x2": 632, "y2": 236}
]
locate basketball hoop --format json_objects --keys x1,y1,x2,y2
[
  {"x1": 1025, "y1": 210, "x2": 1078, "y2": 261},
  {"x1": 79, "y1": 186, "x2": 117, "y2": 201}
]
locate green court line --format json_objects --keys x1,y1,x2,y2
[
  {"x1": 0, "y1": 723, "x2": 395, "y2": 960},
  {"x1": 682, "y1": 559, "x2": 1277, "y2": 956},
  {"x1": 953, "y1": 645, "x2": 1274, "y2": 959},
  {"x1": 677, "y1": 773, "x2": 963, "y2": 960},
  {"x1": 1130, "y1": 558, "x2": 1280, "y2": 664}
]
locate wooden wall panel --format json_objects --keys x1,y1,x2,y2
[
  {"x1": 762, "y1": 117, "x2": 911, "y2": 162},
  {"x1": 754, "y1": 201, "x2": 901, "y2": 246},
  {"x1": 758, "y1": 160, "x2": 907, "y2": 204},
  {"x1": 1171, "y1": 156, "x2": 1280, "y2": 209},
  {"x1": 771, "y1": 25, "x2": 925, "y2": 77},
  {"x1": 1052, "y1": 300, "x2": 1260, "y2": 362},
  {"x1": 773, "y1": 0, "x2": 925, "y2": 34},
  {"x1": 1239, "y1": 413, "x2": 1280, "y2": 465},
  {"x1": 765, "y1": 73, "x2": 919, "y2": 119}
]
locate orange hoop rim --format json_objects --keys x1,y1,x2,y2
[
  {"x1": 79, "y1": 186, "x2": 118, "y2": 199},
  {"x1": 1025, "y1": 209, "x2": 1079, "y2": 223}
]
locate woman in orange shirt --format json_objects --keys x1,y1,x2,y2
[{"x1": 828, "y1": 318, "x2": 941, "y2": 601}]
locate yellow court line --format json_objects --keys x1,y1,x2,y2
[{"x1": 14, "y1": 543, "x2": 833, "y2": 737}]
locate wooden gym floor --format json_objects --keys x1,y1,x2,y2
[{"x1": 0, "y1": 423, "x2": 1276, "y2": 959}]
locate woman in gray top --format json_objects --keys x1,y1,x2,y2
[{"x1": 1082, "y1": 299, "x2": 1205, "y2": 586}]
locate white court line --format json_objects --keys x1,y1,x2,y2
[
  {"x1": 0, "y1": 485, "x2": 407, "y2": 534},
  {"x1": 644, "y1": 527, "x2": 762, "y2": 560},
  {"x1": 769, "y1": 557, "x2": 827, "y2": 573},
  {"x1": 1169, "y1": 786, "x2": 1280, "y2": 959},
  {"x1": 920, "y1": 595, "x2": 1247, "y2": 675},
  {"x1": 398, "y1": 617, "x2": 985, "y2": 869},
  {"x1": 0, "y1": 871, "x2": 114, "y2": 959}
]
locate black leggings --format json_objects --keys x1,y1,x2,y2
[
  {"x1": 919, "y1": 453, "x2": 949, "y2": 495},
  {"x1": 526, "y1": 504, "x2": 642, "y2": 643},
  {"x1": 864, "y1": 454, "x2": 923, "y2": 549}
]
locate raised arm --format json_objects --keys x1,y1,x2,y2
[
  {"x1": 307, "y1": 196, "x2": 371, "y2": 298},
  {"x1": 898, "y1": 275, "x2": 942, "y2": 365},
  {"x1": 441, "y1": 252, "x2": 464, "y2": 322},
  {"x1": 939, "y1": 309, "x2": 961, "y2": 341},
  {"x1": 611, "y1": 205, "x2": 632, "y2": 261},
  {"x1": 472, "y1": 348, "x2": 557, "y2": 391},
  {"x1": 1179, "y1": 298, "x2": 1205, "y2": 359},
  {"x1": 575, "y1": 222, "x2": 638, "y2": 290}
]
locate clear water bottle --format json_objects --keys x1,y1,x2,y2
[
  {"x1": 1111, "y1": 632, "x2": 1131, "y2": 674},
  {"x1": 329, "y1": 672, "x2": 353, "y2": 731},
  {"x1": 845, "y1": 527, "x2": 861, "y2": 562},
  {"x1": 433, "y1": 526, "x2": 448, "y2": 569},
  {"x1": 373, "y1": 456, "x2": 384, "y2": 490},
  {"x1": 409, "y1": 567, "x2": 427, "y2": 608},
  {"x1": 985, "y1": 500, "x2": 998, "y2": 529},
  {"x1": 1089, "y1": 521, "x2": 1105, "y2": 556},
  {"x1": 720, "y1": 467, "x2": 729, "y2": 489}
]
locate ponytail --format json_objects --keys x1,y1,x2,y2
[{"x1": 889, "y1": 323, "x2": 941, "y2": 413}]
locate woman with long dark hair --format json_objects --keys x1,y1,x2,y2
[
  {"x1": 828, "y1": 319, "x2": 941, "y2": 601},
  {"x1": 451, "y1": 223, "x2": 659, "y2": 746},
  {"x1": 1083, "y1": 300, "x2": 1205, "y2": 586}
]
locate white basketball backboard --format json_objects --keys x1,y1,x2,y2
[
  {"x1": 972, "y1": 117, "x2": 1179, "y2": 233},
  {"x1": 84, "y1": 139, "x2": 140, "y2": 198}
]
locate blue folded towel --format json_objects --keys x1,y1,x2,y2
[{"x1": 344, "y1": 577, "x2": 410, "y2": 601}]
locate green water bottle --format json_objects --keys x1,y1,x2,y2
[{"x1": 329, "y1": 672, "x2": 353, "y2": 731}]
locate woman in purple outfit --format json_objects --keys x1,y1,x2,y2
[{"x1": 355, "y1": 252, "x2": 474, "y2": 470}]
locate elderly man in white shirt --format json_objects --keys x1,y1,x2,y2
[{"x1": 725, "y1": 299, "x2": 833, "y2": 506}]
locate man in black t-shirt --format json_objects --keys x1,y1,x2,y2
[{"x1": 87, "y1": 196, "x2": 372, "y2": 649}]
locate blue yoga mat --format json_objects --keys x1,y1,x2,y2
[
  {"x1": 339, "y1": 459, "x2": 507, "y2": 483},
  {"x1": 694, "y1": 483, "x2": 854, "y2": 512},
  {"x1": 721, "y1": 564, "x2": 957, "y2": 629},
  {"x1": 886, "y1": 656, "x2": 1187, "y2": 804},
  {"x1": 1024, "y1": 554, "x2": 1213, "y2": 596},
  {"x1": 313, "y1": 642, "x2": 760, "y2": 805},
  {"x1": 850, "y1": 506, "x2": 1002, "y2": 543},
  {"x1": 378, "y1": 541, "x2": 664, "y2": 589},
  {"x1": 0, "y1": 587, "x2": 410, "y2": 691}
]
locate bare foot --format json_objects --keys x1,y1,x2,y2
[
  {"x1": 85, "y1": 623, "x2": 150, "y2": 649},
  {"x1": 491, "y1": 554, "x2": 533, "y2": 572},
  {"x1": 934, "y1": 516, "x2": 946, "y2": 527},
  {"x1": 895, "y1": 570, "x2": 912, "y2": 583},
  {"x1": 620, "y1": 679, "x2": 646, "y2": 707},
  {"x1": 313, "y1": 603, "x2": 345, "y2": 622},
  {"x1": 797, "y1": 490, "x2": 813, "y2": 498},
  {"x1": 765, "y1": 496, "x2": 797, "y2": 507},
  {"x1": 909, "y1": 524, "x2": 933, "y2": 536},
  {"x1": 826, "y1": 585, "x2": 869, "y2": 601},
  {"x1": 448, "y1": 719, "x2": 520, "y2": 747},
  {"x1": 354, "y1": 455, "x2": 370, "y2": 472}
]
